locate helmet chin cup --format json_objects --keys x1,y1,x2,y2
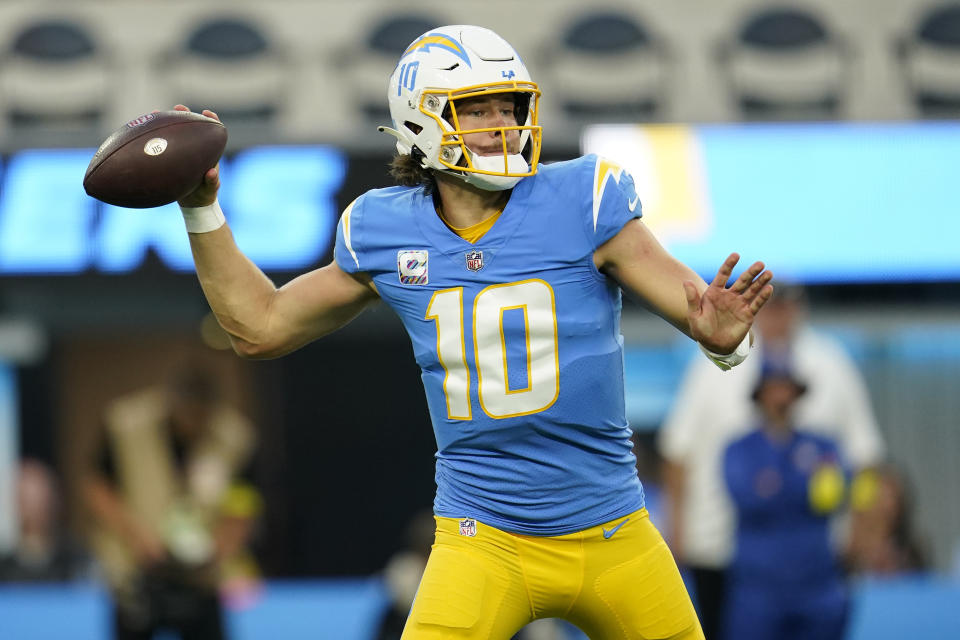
[{"x1": 459, "y1": 153, "x2": 528, "y2": 191}]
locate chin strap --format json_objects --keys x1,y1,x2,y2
[
  {"x1": 377, "y1": 125, "x2": 402, "y2": 140},
  {"x1": 378, "y1": 125, "x2": 412, "y2": 155}
]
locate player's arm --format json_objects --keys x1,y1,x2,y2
[
  {"x1": 186, "y1": 222, "x2": 377, "y2": 359},
  {"x1": 176, "y1": 106, "x2": 378, "y2": 359},
  {"x1": 594, "y1": 219, "x2": 772, "y2": 355}
]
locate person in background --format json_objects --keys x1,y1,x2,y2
[
  {"x1": 81, "y1": 364, "x2": 257, "y2": 640},
  {"x1": 0, "y1": 458, "x2": 89, "y2": 582},
  {"x1": 374, "y1": 508, "x2": 436, "y2": 640},
  {"x1": 722, "y1": 358, "x2": 849, "y2": 640},
  {"x1": 845, "y1": 463, "x2": 927, "y2": 575},
  {"x1": 657, "y1": 283, "x2": 884, "y2": 638}
]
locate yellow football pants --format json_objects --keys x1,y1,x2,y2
[{"x1": 401, "y1": 508, "x2": 704, "y2": 640}]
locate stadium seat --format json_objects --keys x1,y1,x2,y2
[
  {"x1": 719, "y1": 7, "x2": 847, "y2": 120},
  {"x1": 898, "y1": 2, "x2": 960, "y2": 118},
  {"x1": 545, "y1": 11, "x2": 667, "y2": 126},
  {"x1": 161, "y1": 16, "x2": 285, "y2": 129},
  {"x1": 0, "y1": 18, "x2": 110, "y2": 133}
]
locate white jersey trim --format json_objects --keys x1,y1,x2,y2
[{"x1": 341, "y1": 199, "x2": 360, "y2": 269}]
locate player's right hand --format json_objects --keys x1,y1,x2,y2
[{"x1": 174, "y1": 104, "x2": 222, "y2": 207}]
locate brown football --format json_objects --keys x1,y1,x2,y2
[{"x1": 83, "y1": 110, "x2": 227, "y2": 208}]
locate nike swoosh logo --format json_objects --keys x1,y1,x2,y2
[
  {"x1": 627, "y1": 194, "x2": 640, "y2": 212},
  {"x1": 602, "y1": 518, "x2": 630, "y2": 539}
]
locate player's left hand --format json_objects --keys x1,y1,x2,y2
[{"x1": 683, "y1": 253, "x2": 773, "y2": 354}]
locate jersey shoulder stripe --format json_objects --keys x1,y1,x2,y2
[
  {"x1": 592, "y1": 156, "x2": 638, "y2": 231},
  {"x1": 536, "y1": 154, "x2": 642, "y2": 250}
]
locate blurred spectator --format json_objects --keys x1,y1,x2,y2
[
  {"x1": 630, "y1": 430, "x2": 667, "y2": 527},
  {"x1": 657, "y1": 282, "x2": 884, "y2": 639},
  {"x1": 374, "y1": 508, "x2": 434, "y2": 640},
  {"x1": 0, "y1": 458, "x2": 89, "y2": 582},
  {"x1": 722, "y1": 358, "x2": 849, "y2": 640},
  {"x1": 846, "y1": 464, "x2": 927, "y2": 575},
  {"x1": 81, "y1": 364, "x2": 257, "y2": 640}
]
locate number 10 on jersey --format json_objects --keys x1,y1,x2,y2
[{"x1": 426, "y1": 279, "x2": 560, "y2": 420}]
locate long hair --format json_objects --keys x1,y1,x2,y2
[{"x1": 388, "y1": 152, "x2": 436, "y2": 194}]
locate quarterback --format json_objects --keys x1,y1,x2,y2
[{"x1": 175, "y1": 25, "x2": 772, "y2": 640}]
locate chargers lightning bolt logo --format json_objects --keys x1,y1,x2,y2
[
  {"x1": 401, "y1": 33, "x2": 472, "y2": 67},
  {"x1": 592, "y1": 157, "x2": 640, "y2": 231}
]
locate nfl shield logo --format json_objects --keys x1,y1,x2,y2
[
  {"x1": 465, "y1": 250, "x2": 484, "y2": 272},
  {"x1": 459, "y1": 518, "x2": 477, "y2": 537}
]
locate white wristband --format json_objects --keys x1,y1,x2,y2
[
  {"x1": 180, "y1": 200, "x2": 226, "y2": 234},
  {"x1": 699, "y1": 333, "x2": 752, "y2": 371}
]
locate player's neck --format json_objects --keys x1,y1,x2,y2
[{"x1": 434, "y1": 172, "x2": 510, "y2": 229}]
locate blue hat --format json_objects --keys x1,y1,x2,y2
[{"x1": 751, "y1": 355, "x2": 808, "y2": 401}]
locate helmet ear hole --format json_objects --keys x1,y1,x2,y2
[
  {"x1": 410, "y1": 145, "x2": 428, "y2": 168},
  {"x1": 404, "y1": 121, "x2": 423, "y2": 135}
]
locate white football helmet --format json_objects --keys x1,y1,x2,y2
[{"x1": 380, "y1": 25, "x2": 542, "y2": 191}]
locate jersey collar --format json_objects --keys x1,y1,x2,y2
[{"x1": 415, "y1": 171, "x2": 536, "y2": 268}]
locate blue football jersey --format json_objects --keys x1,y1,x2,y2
[{"x1": 335, "y1": 154, "x2": 645, "y2": 535}]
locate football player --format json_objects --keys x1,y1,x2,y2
[{"x1": 175, "y1": 25, "x2": 772, "y2": 639}]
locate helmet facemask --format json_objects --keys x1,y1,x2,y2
[{"x1": 425, "y1": 85, "x2": 542, "y2": 190}]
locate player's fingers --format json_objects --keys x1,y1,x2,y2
[
  {"x1": 205, "y1": 165, "x2": 219, "y2": 184},
  {"x1": 202, "y1": 109, "x2": 220, "y2": 122},
  {"x1": 730, "y1": 260, "x2": 766, "y2": 293},
  {"x1": 711, "y1": 253, "x2": 740, "y2": 288},
  {"x1": 173, "y1": 104, "x2": 190, "y2": 112},
  {"x1": 683, "y1": 280, "x2": 701, "y2": 316},
  {"x1": 742, "y1": 270, "x2": 774, "y2": 302},
  {"x1": 749, "y1": 283, "x2": 775, "y2": 314}
]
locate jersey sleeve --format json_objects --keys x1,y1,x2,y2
[
  {"x1": 334, "y1": 197, "x2": 363, "y2": 274},
  {"x1": 585, "y1": 154, "x2": 642, "y2": 249}
]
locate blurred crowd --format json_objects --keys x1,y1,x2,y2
[{"x1": 1, "y1": 364, "x2": 263, "y2": 639}]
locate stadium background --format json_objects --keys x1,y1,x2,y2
[{"x1": 0, "y1": 0, "x2": 959, "y2": 637}]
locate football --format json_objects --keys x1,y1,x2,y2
[{"x1": 83, "y1": 110, "x2": 227, "y2": 208}]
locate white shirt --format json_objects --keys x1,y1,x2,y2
[{"x1": 657, "y1": 328, "x2": 885, "y2": 568}]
